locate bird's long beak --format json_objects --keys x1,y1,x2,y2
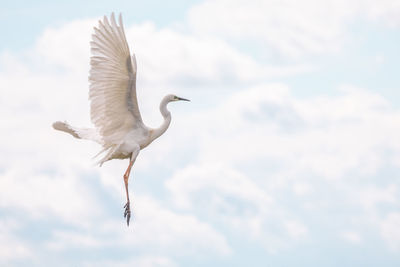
[{"x1": 177, "y1": 97, "x2": 190, "y2": 101}]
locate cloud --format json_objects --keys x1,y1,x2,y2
[
  {"x1": 126, "y1": 22, "x2": 311, "y2": 86},
  {"x1": 292, "y1": 182, "x2": 313, "y2": 196},
  {"x1": 166, "y1": 163, "x2": 273, "y2": 211},
  {"x1": 284, "y1": 220, "x2": 308, "y2": 239},
  {"x1": 166, "y1": 162, "x2": 309, "y2": 253},
  {"x1": 44, "y1": 195, "x2": 230, "y2": 258},
  {"x1": 187, "y1": 0, "x2": 400, "y2": 58},
  {"x1": 357, "y1": 184, "x2": 398, "y2": 212},
  {"x1": 164, "y1": 82, "x2": 400, "y2": 252},
  {"x1": 122, "y1": 21, "x2": 313, "y2": 128},
  {"x1": 341, "y1": 231, "x2": 362, "y2": 244},
  {"x1": 0, "y1": 168, "x2": 101, "y2": 226},
  {"x1": 363, "y1": 0, "x2": 400, "y2": 26},
  {"x1": 179, "y1": 83, "x2": 400, "y2": 180},
  {"x1": 33, "y1": 19, "x2": 95, "y2": 73},
  {"x1": 380, "y1": 212, "x2": 400, "y2": 251},
  {"x1": 0, "y1": 219, "x2": 32, "y2": 264},
  {"x1": 82, "y1": 257, "x2": 177, "y2": 267},
  {"x1": 126, "y1": 195, "x2": 231, "y2": 255}
]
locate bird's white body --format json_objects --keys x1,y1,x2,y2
[
  {"x1": 103, "y1": 108, "x2": 170, "y2": 160},
  {"x1": 53, "y1": 94, "x2": 173, "y2": 164},
  {"x1": 52, "y1": 13, "x2": 188, "y2": 225}
]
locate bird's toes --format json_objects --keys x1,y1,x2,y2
[
  {"x1": 125, "y1": 213, "x2": 131, "y2": 226},
  {"x1": 124, "y1": 202, "x2": 131, "y2": 226}
]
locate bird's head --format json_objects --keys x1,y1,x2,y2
[{"x1": 167, "y1": 94, "x2": 190, "y2": 102}]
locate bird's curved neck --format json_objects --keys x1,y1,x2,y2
[{"x1": 152, "y1": 97, "x2": 171, "y2": 140}]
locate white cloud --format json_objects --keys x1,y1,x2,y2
[
  {"x1": 33, "y1": 19, "x2": 95, "y2": 73},
  {"x1": 127, "y1": 22, "x2": 311, "y2": 86},
  {"x1": 187, "y1": 0, "x2": 354, "y2": 57},
  {"x1": 125, "y1": 195, "x2": 231, "y2": 255},
  {"x1": 163, "y1": 82, "x2": 400, "y2": 252},
  {"x1": 181, "y1": 83, "x2": 400, "y2": 181},
  {"x1": 380, "y1": 212, "x2": 400, "y2": 251},
  {"x1": 357, "y1": 184, "x2": 398, "y2": 212},
  {"x1": 341, "y1": 231, "x2": 362, "y2": 244},
  {"x1": 45, "y1": 195, "x2": 230, "y2": 257},
  {"x1": 292, "y1": 182, "x2": 313, "y2": 196},
  {"x1": 187, "y1": 0, "x2": 400, "y2": 58},
  {"x1": 166, "y1": 163, "x2": 273, "y2": 211},
  {"x1": 82, "y1": 256, "x2": 177, "y2": 267},
  {"x1": 363, "y1": 0, "x2": 400, "y2": 26},
  {"x1": 0, "y1": 219, "x2": 32, "y2": 263},
  {"x1": 284, "y1": 220, "x2": 308, "y2": 239},
  {"x1": 0, "y1": 161, "x2": 101, "y2": 227},
  {"x1": 166, "y1": 162, "x2": 309, "y2": 252},
  {"x1": 46, "y1": 230, "x2": 104, "y2": 251},
  {"x1": 123, "y1": 22, "x2": 313, "y2": 128}
]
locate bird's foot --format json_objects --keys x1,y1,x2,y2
[{"x1": 124, "y1": 201, "x2": 131, "y2": 226}]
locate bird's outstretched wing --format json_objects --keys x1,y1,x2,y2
[{"x1": 89, "y1": 13, "x2": 143, "y2": 145}]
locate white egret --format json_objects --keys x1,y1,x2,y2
[{"x1": 52, "y1": 13, "x2": 189, "y2": 225}]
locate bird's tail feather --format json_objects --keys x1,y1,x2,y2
[
  {"x1": 95, "y1": 144, "x2": 120, "y2": 167},
  {"x1": 52, "y1": 121, "x2": 80, "y2": 138},
  {"x1": 52, "y1": 121, "x2": 101, "y2": 143}
]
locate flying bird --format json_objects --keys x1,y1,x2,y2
[{"x1": 52, "y1": 13, "x2": 189, "y2": 226}]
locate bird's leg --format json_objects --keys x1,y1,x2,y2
[
  {"x1": 123, "y1": 159, "x2": 134, "y2": 226},
  {"x1": 122, "y1": 147, "x2": 140, "y2": 226}
]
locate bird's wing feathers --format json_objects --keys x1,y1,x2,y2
[{"x1": 89, "y1": 13, "x2": 143, "y2": 145}]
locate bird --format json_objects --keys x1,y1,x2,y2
[{"x1": 52, "y1": 13, "x2": 189, "y2": 226}]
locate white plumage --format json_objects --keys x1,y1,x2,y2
[{"x1": 52, "y1": 13, "x2": 189, "y2": 225}]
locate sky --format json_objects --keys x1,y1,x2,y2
[{"x1": 1, "y1": 0, "x2": 400, "y2": 266}]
